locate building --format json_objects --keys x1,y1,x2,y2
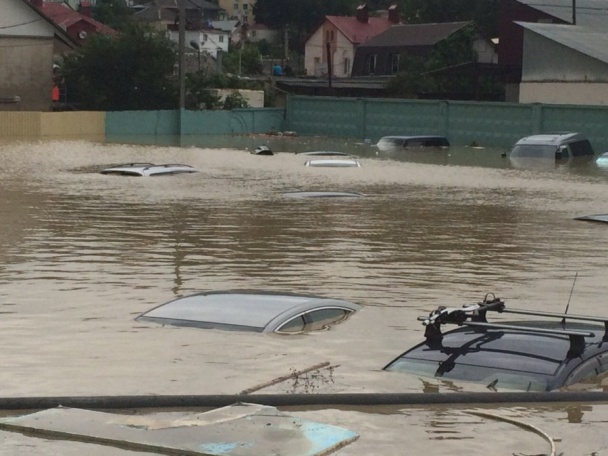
[
  {"x1": 1, "y1": 0, "x2": 77, "y2": 111},
  {"x1": 352, "y1": 21, "x2": 497, "y2": 77},
  {"x1": 498, "y1": 0, "x2": 608, "y2": 102},
  {"x1": 217, "y1": 0, "x2": 255, "y2": 25},
  {"x1": 30, "y1": 0, "x2": 116, "y2": 46},
  {"x1": 517, "y1": 23, "x2": 608, "y2": 105},
  {"x1": 304, "y1": 4, "x2": 400, "y2": 77},
  {"x1": 134, "y1": 0, "x2": 224, "y2": 32}
]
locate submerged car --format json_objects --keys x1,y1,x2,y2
[
  {"x1": 508, "y1": 132, "x2": 594, "y2": 160},
  {"x1": 100, "y1": 163, "x2": 199, "y2": 177},
  {"x1": 283, "y1": 191, "x2": 363, "y2": 199},
  {"x1": 384, "y1": 294, "x2": 608, "y2": 391},
  {"x1": 375, "y1": 136, "x2": 450, "y2": 153},
  {"x1": 305, "y1": 159, "x2": 361, "y2": 168},
  {"x1": 574, "y1": 214, "x2": 608, "y2": 224},
  {"x1": 595, "y1": 151, "x2": 608, "y2": 168},
  {"x1": 136, "y1": 291, "x2": 361, "y2": 334}
]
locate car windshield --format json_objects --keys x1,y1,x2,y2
[
  {"x1": 377, "y1": 138, "x2": 404, "y2": 148},
  {"x1": 510, "y1": 144, "x2": 559, "y2": 158},
  {"x1": 384, "y1": 327, "x2": 577, "y2": 391},
  {"x1": 388, "y1": 357, "x2": 549, "y2": 391},
  {"x1": 569, "y1": 139, "x2": 594, "y2": 156}
]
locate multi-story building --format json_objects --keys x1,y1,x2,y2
[{"x1": 217, "y1": 0, "x2": 255, "y2": 25}]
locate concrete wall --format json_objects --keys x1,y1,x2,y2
[
  {"x1": 522, "y1": 31, "x2": 608, "y2": 83},
  {"x1": 0, "y1": 37, "x2": 55, "y2": 112},
  {"x1": 214, "y1": 89, "x2": 265, "y2": 108},
  {"x1": 304, "y1": 26, "x2": 324, "y2": 77},
  {"x1": 520, "y1": 82, "x2": 608, "y2": 106},
  {"x1": 0, "y1": 111, "x2": 105, "y2": 137}
]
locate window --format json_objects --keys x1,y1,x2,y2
[
  {"x1": 203, "y1": 34, "x2": 208, "y2": 41},
  {"x1": 390, "y1": 53, "x2": 399, "y2": 74},
  {"x1": 366, "y1": 54, "x2": 377, "y2": 75},
  {"x1": 243, "y1": 3, "x2": 248, "y2": 10},
  {"x1": 219, "y1": 35, "x2": 224, "y2": 43},
  {"x1": 278, "y1": 316, "x2": 306, "y2": 333},
  {"x1": 569, "y1": 139, "x2": 594, "y2": 157},
  {"x1": 343, "y1": 57, "x2": 351, "y2": 75},
  {"x1": 305, "y1": 308, "x2": 351, "y2": 332},
  {"x1": 277, "y1": 308, "x2": 353, "y2": 333}
]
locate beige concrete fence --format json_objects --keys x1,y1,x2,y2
[{"x1": 0, "y1": 111, "x2": 105, "y2": 138}]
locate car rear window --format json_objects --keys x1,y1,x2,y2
[{"x1": 569, "y1": 139, "x2": 594, "y2": 157}]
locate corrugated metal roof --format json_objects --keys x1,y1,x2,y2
[
  {"x1": 37, "y1": 2, "x2": 116, "y2": 36},
  {"x1": 517, "y1": 0, "x2": 608, "y2": 30},
  {"x1": 357, "y1": 21, "x2": 470, "y2": 48},
  {"x1": 516, "y1": 22, "x2": 608, "y2": 64}
]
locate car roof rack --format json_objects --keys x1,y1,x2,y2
[{"x1": 419, "y1": 293, "x2": 608, "y2": 356}]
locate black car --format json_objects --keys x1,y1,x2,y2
[{"x1": 384, "y1": 295, "x2": 608, "y2": 391}]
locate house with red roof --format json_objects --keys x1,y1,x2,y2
[
  {"x1": 304, "y1": 4, "x2": 400, "y2": 77},
  {"x1": 29, "y1": 0, "x2": 117, "y2": 46},
  {"x1": 1, "y1": 0, "x2": 79, "y2": 111}
]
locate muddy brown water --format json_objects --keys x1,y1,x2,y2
[{"x1": 1, "y1": 136, "x2": 608, "y2": 455}]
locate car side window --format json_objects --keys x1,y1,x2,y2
[
  {"x1": 569, "y1": 139, "x2": 594, "y2": 157},
  {"x1": 565, "y1": 353, "x2": 608, "y2": 386},
  {"x1": 277, "y1": 315, "x2": 306, "y2": 333},
  {"x1": 304, "y1": 308, "x2": 351, "y2": 332}
]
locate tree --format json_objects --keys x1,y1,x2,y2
[
  {"x1": 397, "y1": 0, "x2": 499, "y2": 38},
  {"x1": 222, "y1": 92, "x2": 250, "y2": 110},
  {"x1": 185, "y1": 71, "x2": 263, "y2": 110},
  {"x1": 254, "y1": 0, "x2": 358, "y2": 52},
  {"x1": 93, "y1": 0, "x2": 134, "y2": 32},
  {"x1": 61, "y1": 24, "x2": 178, "y2": 111},
  {"x1": 221, "y1": 44, "x2": 264, "y2": 76},
  {"x1": 387, "y1": 25, "x2": 503, "y2": 100}
]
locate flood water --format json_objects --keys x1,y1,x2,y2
[{"x1": 1, "y1": 135, "x2": 608, "y2": 455}]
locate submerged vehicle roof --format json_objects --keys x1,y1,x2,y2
[
  {"x1": 283, "y1": 191, "x2": 363, "y2": 199},
  {"x1": 100, "y1": 163, "x2": 199, "y2": 177},
  {"x1": 513, "y1": 132, "x2": 586, "y2": 145},
  {"x1": 384, "y1": 295, "x2": 608, "y2": 391},
  {"x1": 509, "y1": 132, "x2": 595, "y2": 159},
  {"x1": 305, "y1": 159, "x2": 361, "y2": 168},
  {"x1": 136, "y1": 291, "x2": 361, "y2": 333}
]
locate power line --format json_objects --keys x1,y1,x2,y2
[{"x1": 0, "y1": 18, "x2": 44, "y2": 30}]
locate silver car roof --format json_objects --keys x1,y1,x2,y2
[
  {"x1": 137, "y1": 291, "x2": 361, "y2": 333},
  {"x1": 100, "y1": 164, "x2": 199, "y2": 176},
  {"x1": 513, "y1": 132, "x2": 585, "y2": 146}
]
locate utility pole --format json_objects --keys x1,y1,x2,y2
[
  {"x1": 178, "y1": 0, "x2": 186, "y2": 109},
  {"x1": 572, "y1": 0, "x2": 576, "y2": 24}
]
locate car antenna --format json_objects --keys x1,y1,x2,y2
[{"x1": 561, "y1": 272, "x2": 578, "y2": 327}]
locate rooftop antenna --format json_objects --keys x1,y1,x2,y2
[{"x1": 561, "y1": 272, "x2": 578, "y2": 326}]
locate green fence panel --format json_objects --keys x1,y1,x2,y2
[
  {"x1": 541, "y1": 105, "x2": 608, "y2": 152},
  {"x1": 285, "y1": 95, "x2": 608, "y2": 150},
  {"x1": 180, "y1": 110, "x2": 232, "y2": 135},
  {"x1": 227, "y1": 108, "x2": 285, "y2": 134},
  {"x1": 364, "y1": 99, "x2": 445, "y2": 141},
  {"x1": 446, "y1": 102, "x2": 535, "y2": 148},
  {"x1": 107, "y1": 109, "x2": 285, "y2": 137},
  {"x1": 286, "y1": 96, "x2": 362, "y2": 138},
  {"x1": 106, "y1": 110, "x2": 179, "y2": 136}
]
